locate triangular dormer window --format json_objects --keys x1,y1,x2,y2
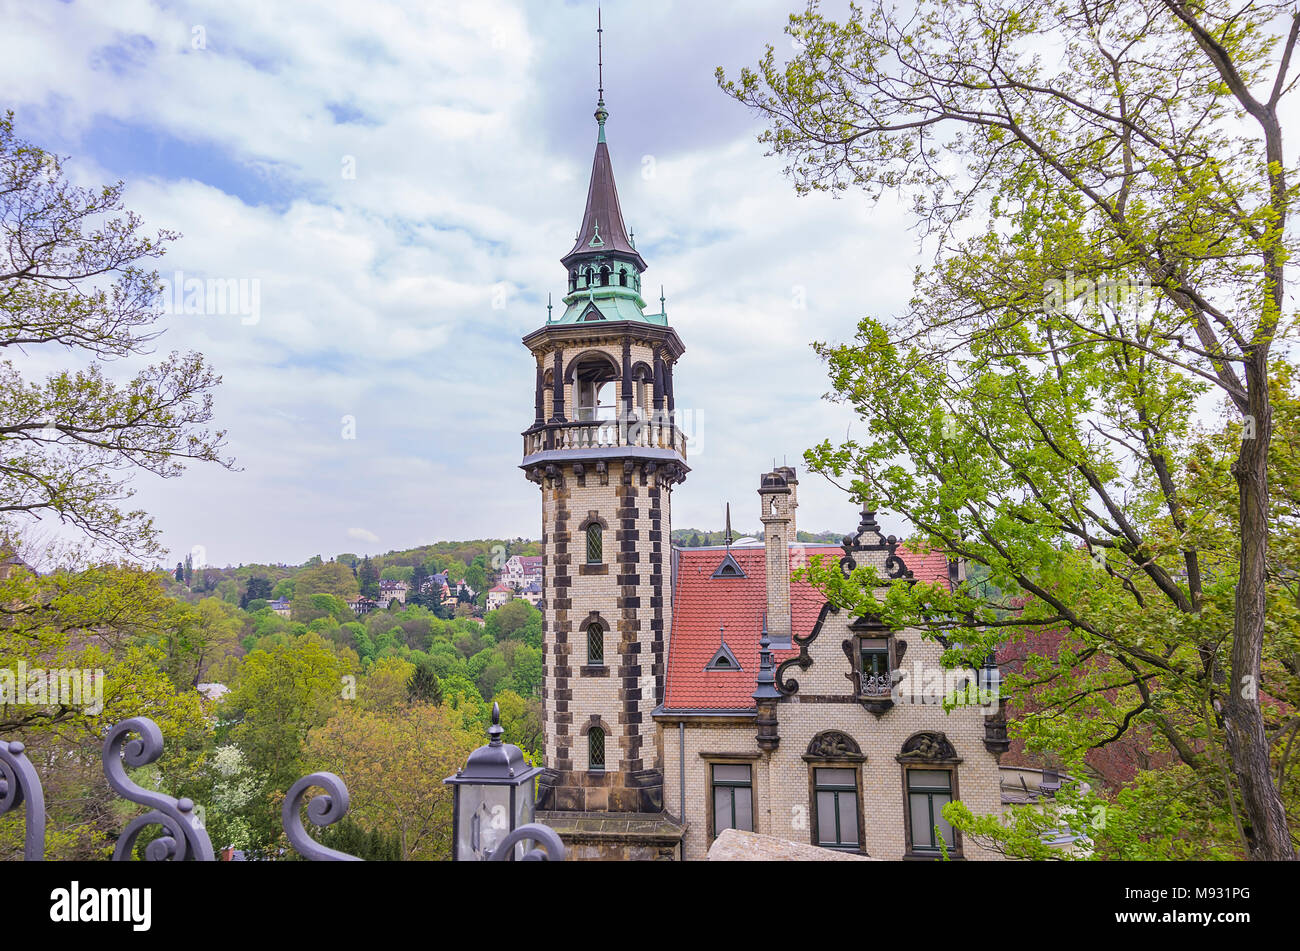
[
  {"x1": 711, "y1": 551, "x2": 745, "y2": 578},
  {"x1": 706, "y1": 641, "x2": 741, "y2": 671}
]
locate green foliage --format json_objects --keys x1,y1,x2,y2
[
  {"x1": 407, "y1": 656, "x2": 444, "y2": 706},
  {"x1": 220, "y1": 633, "x2": 346, "y2": 852},
  {"x1": 0, "y1": 112, "x2": 231, "y2": 557},
  {"x1": 726, "y1": 0, "x2": 1300, "y2": 858},
  {"x1": 294, "y1": 561, "x2": 359, "y2": 601}
]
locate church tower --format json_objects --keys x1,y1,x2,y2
[{"x1": 520, "y1": 37, "x2": 687, "y2": 845}]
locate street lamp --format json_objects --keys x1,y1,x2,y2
[{"x1": 444, "y1": 702, "x2": 558, "y2": 861}]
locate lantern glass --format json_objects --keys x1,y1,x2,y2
[
  {"x1": 456, "y1": 783, "x2": 513, "y2": 860},
  {"x1": 516, "y1": 777, "x2": 535, "y2": 829}
]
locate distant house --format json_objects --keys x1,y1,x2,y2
[
  {"x1": 378, "y1": 579, "x2": 409, "y2": 605},
  {"x1": 347, "y1": 596, "x2": 378, "y2": 616},
  {"x1": 486, "y1": 583, "x2": 514, "y2": 610},
  {"x1": 501, "y1": 555, "x2": 542, "y2": 589},
  {"x1": 521, "y1": 581, "x2": 542, "y2": 607},
  {"x1": 267, "y1": 597, "x2": 291, "y2": 619},
  {"x1": 426, "y1": 572, "x2": 467, "y2": 601}
]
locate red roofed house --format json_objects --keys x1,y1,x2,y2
[
  {"x1": 519, "y1": 74, "x2": 1009, "y2": 861},
  {"x1": 655, "y1": 470, "x2": 1009, "y2": 860}
]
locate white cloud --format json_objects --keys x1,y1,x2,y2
[{"x1": 1, "y1": 0, "x2": 924, "y2": 564}]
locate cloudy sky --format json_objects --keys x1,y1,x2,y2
[{"x1": 2, "y1": 0, "x2": 925, "y2": 568}]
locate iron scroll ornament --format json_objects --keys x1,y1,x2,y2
[
  {"x1": 281, "y1": 771, "x2": 362, "y2": 861},
  {"x1": 0, "y1": 740, "x2": 45, "y2": 860},
  {"x1": 103, "y1": 717, "x2": 215, "y2": 861},
  {"x1": 775, "y1": 602, "x2": 839, "y2": 696},
  {"x1": 488, "y1": 822, "x2": 567, "y2": 861}
]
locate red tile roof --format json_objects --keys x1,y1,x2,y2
[{"x1": 662, "y1": 544, "x2": 951, "y2": 711}]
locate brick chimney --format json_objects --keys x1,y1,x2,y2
[
  {"x1": 759, "y1": 468, "x2": 796, "y2": 645},
  {"x1": 775, "y1": 465, "x2": 798, "y2": 538}
]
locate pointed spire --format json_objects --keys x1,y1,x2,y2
[
  {"x1": 725, "y1": 502, "x2": 733, "y2": 549},
  {"x1": 561, "y1": 9, "x2": 645, "y2": 273}
]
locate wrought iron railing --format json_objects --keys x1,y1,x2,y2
[
  {"x1": 860, "y1": 671, "x2": 895, "y2": 698},
  {"x1": 0, "y1": 716, "x2": 563, "y2": 861}
]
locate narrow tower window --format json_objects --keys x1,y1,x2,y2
[
  {"x1": 584, "y1": 266, "x2": 594, "y2": 286},
  {"x1": 586, "y1": 523, "x2": 603, "y2": 563},
  {"x1": 587, "y1": 623, "x2": 604, "y2": 665},
  {"x1": 600, "y1": 265, "x2": 611, "y2": 286},
  {"x1": 619, "y1": 267, "x2": 628, "y2": 287},
  {"x1": 589, "y1": 727, "x2": 605, "y2": 770},
  {"x1": 569, "y1": 270, "x2": 577, "y2": 292}
]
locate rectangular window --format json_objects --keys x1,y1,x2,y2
[
  {"x1": 907, "y1": 769, "x2": 955, "y2": 852},
  {"x1": 587, "y1": 625, "x2": 604, "y2": 665},
  {"x1": 813, "y1": 767, "x2": 859, "y2": 850},
  {"x1": 586, "y1": 524, "x2": 603, "y2": 564},
  {"x1": 860, "y1": 642, "x2": 891, "y2": 697},
  {"x1": 588, "y1": 728, "x2": 605, "y2": 770},
  {"x1": 711, "y1": 764, "x2": 753, "y2": 836}
]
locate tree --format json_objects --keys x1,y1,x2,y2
[
  {"x1": 162, "y1": 596, "x2": 242, "y2": 688},
  {"x1": 221, "y1": 633, "x2": 346, "y2": 852},
  {"x1": 303, "y1": 703, "x2": 480, "y2": 860},
  {"x1": 722, "y1": 0, "x2": 1300, "y2": 858},
  {"x1": 240, "y1": 576, "x2": 273, "y2": 609},
  {"x1": 410, "y1": 561, "x2": 427, "y2": 610},
  {"x1": 407, "y1": 657, "x2": 444, "y2": 706},
  {"x1": 358, "y1": 656, "x2": 416, "y2": 711},
  {"x1": 464, "y1": 555, "x2": 488, "y2": 594},
  {"x1": 493, "y1": 689, "x2": 543, "y2": 761},
  {"x1": 294, "y1": 560, "x2": 359, "y2": 601},
  {"x1": 358, "y1": 555, "x2": 380, "y2": 600},
  {"x1": 483, "y1": 599, "x2": 540, "y2": 643},
  {"x1": 0, "y1": 113, "x2": 231, "y2": 557},
  {"x1": 291, "y1": 592, "x2": 351, "y2": 625}
]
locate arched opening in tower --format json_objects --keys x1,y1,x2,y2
[{"x1": 573, "y1": 353, "x2": 620, "y2": 422}]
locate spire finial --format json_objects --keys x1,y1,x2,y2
[
  {"x1": 547, "y1": 292, "x2": 553, "y2": 323},
  {"x1": 725, "y1": 502, "x2": 733, "y2": 549},
  {"x1": 594, "y1": 8, "x2": 609, "y2": 141}
]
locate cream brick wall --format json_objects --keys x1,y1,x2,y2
[
  {"x1": 540, "y1": 458, "x2": 675, "y2": 776},
  {"x1": 660, "y1": 539, "x2": 1006, "y2": 862}
]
